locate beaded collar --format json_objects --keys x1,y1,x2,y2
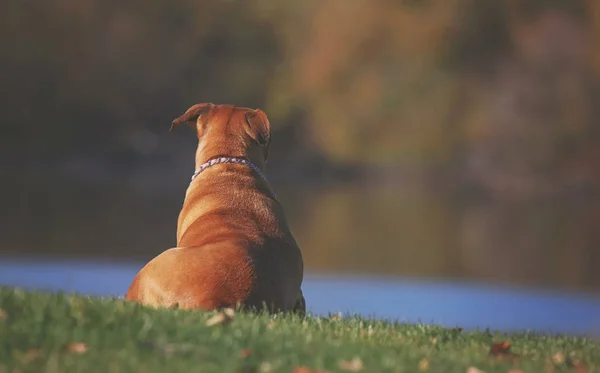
[{"x1": 190, "y1": 157, "x2": 274, "y2": 197}]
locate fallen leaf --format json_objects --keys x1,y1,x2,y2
[
  {"x1": 259, "y1": 361, "x2": 273, "y2": 373},
  {"x1": 205, "y1": 309, "x2": 235, "y2": 326},
  {"x1": 0, "y1": 309, "x2": 6, "y2": 319},
  {"x1": 67, "y1": 342, "x2": 88, "y2": 353},
  {"x1": 339, "y1": 357, "x2": 363, "y2": 371},
  {"x1": 466, "y1": 367, "x2": 484, "y2": 373},
  {"x1": 567, "y1": 358, "x2": 588, "y2": 373},
  {"x1": 418, "y1": 358, "x2": 429, "y2": 371},
  {"x1": 239, "y1": 349, "x2": 253, "y2": 359},
  {"x1": 223, "y1": 307, "x2": 236, "y2": 318},
  {"x1": 205, "y1": 313, "x2": 228, "y2": 326},
  {"x1": 489, "y1": 341, "x2": 519, "y2": 361},
  {"x1": 489, "y1": 341, "x2": 512, "y2": 356},
  {"x1": 293, "y1": 368, "x2": 312, "y2": 373},
  {"x1": 18, "y1": 349, "x2": 41, "y2": 364},
  {"x1": 156, "y1": 342, "x2": 197, "y2": 357},
  {"x1": 506, "y1": 370, "x2": 524, "y2": 373},
  {"x1": 552, "y1": 352, "x2": 565, "y2": 365},
  {"x1": 293, "y1": 367, "x2": 329, "y2": 373}
]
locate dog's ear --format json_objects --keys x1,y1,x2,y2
[
  {"x1": 245, "y1": 109, "x2": 271, "y2": 147},
  {"x1": 170, "y1": 103, "x2": 214, "y2": 132}
]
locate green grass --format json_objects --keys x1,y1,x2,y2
[{"x1": 0, "y1": 287, "x2": 598, "y2": 373}]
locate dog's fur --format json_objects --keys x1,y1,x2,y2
[{"x1": 125, "y1": 103, "x2": 305, "y2": 314}]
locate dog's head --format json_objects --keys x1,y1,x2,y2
[{"x1": 170, "y1": 103, "x2": 271, "y2": 167}]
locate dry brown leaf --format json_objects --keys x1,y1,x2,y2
[
  {"x1": 19, "y1": 349, "x2": 41, "y2": 364},
  {"x1": 223, "y1": 307, "x2": 236, "y2": 318},
  {"x1": 418, "y1": 358, "x2": 430, "y2": 371},
  {"x1": 259, "y1": 362, "x2": 274, "y2": 372},
  {"x1": 568, "y1": 359, "x2": 588, "y2": 373},
  {"x1": 506, "y1": 370, "x2": 525, "y2": 373},
  {"x1": 489, "y1": 341, "x2": 512, "y2": 355},
  {"x1": 339, "y1": 357, "x2": 363, "y2": 371},
  {"x1": 293, "y1": 368, "x2": 312, "y2": 373},
  {"x1": 67, "y1": 342, "x2": 88, "y2": 353},
  {"x1": 552, "y1": 352, "x2": 565, "y2": 365},
  {"x1": 205, "y1": 309, "x2": 235, "y2": 327},
  {"x1": 293, "y1": 367, "x2": 329, "y2": 373},
  {"x1": 205, "y1": 313, "x2": 229, "y2": 326},
  {"x1": 0, "y1": 309, "x2": 7, "y2": 319},
  {"x1": 239, "y1": 349, "x2": 253, "y2": 359},
  {"x1": 466, "y1": 367, "x2": 484, "y2": 373},
  {"x1": 489, "y1": 341, "x2": 519, "y2": 361}
]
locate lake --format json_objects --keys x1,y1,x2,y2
[{"x1": 0, "y1": 256, "x2": 599, "y2": 336}]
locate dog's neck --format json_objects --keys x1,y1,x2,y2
[
  {"x1": 189, "y1": 157, "x2": 275, "y2": 198},
  {"x1": 190, "y1": 156, "x2": 265, "y2": 182}
]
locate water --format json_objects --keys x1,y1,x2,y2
[
  {"x1": 3, "y1": 174, "x2": 600, "y2": 294},
  {"x1": 0, "y1": 257, "x2": 598, "y2": 336}
]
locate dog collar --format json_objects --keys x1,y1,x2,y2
[{"x1": 190, "y1": 157, "x2": 274, "y2": 196}]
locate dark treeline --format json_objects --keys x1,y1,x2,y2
[{"x1": 1, "y1": 0, "x2": 600, "y2": 196}]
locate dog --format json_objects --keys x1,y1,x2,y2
[{"x1": 125, "y1": 103, "x2": 305, "y2": 314}]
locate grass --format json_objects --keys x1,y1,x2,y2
[{"x1": 0, "y1": 287, "x2": 598, "y2": 373}]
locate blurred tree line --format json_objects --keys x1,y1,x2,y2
[{"x1": 2, "y1": 0, "x2": 600, "y2": 197}]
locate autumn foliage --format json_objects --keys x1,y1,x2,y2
[{"x1": 1, "y1": 0, "x2": 599, "y2": 196}]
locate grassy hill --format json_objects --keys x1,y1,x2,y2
[{"x1": 0, "y1": 286, "x2": 597, "y2": 373}]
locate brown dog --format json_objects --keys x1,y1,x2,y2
[{"x1": 125, "y1": 103, "x2": 305, "y2": 314}]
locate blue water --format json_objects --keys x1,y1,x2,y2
[{"x1": 0, "y1": 257, "x2": 599, "y2": 336}]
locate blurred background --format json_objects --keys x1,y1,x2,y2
[{"x1": 1, "y1": 0, "x2": 600, "y2": 334}]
